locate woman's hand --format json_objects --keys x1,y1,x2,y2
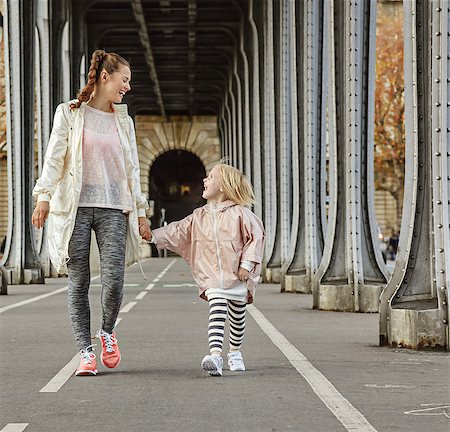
[
  {"x1": 238, "y1": 267, "x2": 250, "y2": 282},
  {"x1": 32, "y1": 201, "x2": 50, "y2": 229},
  {"x1": 138, "y1": 217, "x2": 152, "y2": 241}
]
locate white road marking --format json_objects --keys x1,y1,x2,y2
[
  {"x1": 0, "y1": 276, "x2": 101, "y2": 315},
  {"x1": 404, "y1": 404, "x2": 450, "y2": 416},
  {"x1": 0, "y1": 287, "x2": 67, "y2": 314},
  {"x1": 151, "y1": 259, "x2": 176, "y2": 283},
  {"x1": 365, "y1": 384, "x2": 414, "y2": 389},
  {"x1": 248, "y1": 304, "x2": 377, "y2": 432},
  {"x1": 39, "y1": 353, "x2": 80, "y2": 393},
  {"x1": 40, "y1": 318, "x2": 124, "y2": 393},
  {"x1": 145, "y1": 283, "x2": 155, "y2": 291},
  {"x1": 0, "y1": 424, "x2": 29, "y2": 432},
  {"x1": 119, "y1": 302, "x2": 137, "y2": 313},
  {"x1": 163, "y1": 283, "x2": 196, "y2": 287},
  {"x1": 135, "y1": 291, "x2": 148, "y2": 300}
]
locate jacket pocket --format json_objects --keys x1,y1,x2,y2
[{"x1": 50, "y1": 175, "x2": 73, "y2": 213}]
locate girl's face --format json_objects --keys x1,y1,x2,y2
[
  {"x1": 99, "y1": 64, "x2": 131, "y2": 104},
  {"x1": 202, "y1": 166, "x2": 226, "y2": 203}
]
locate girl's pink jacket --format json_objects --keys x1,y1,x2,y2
[{"x1": 152, "y1": 200, "x2": 266, "y2": 303}]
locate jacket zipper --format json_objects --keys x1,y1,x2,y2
[{"x1": 211, "y1": 205, "x2": 224, "y2": 289}]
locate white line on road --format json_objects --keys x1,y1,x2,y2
[
  {"x1": 40, "y1": 318, "x2": 124, "y2": 393},
  {"x1": 135, "y1": 291, "x2": 148, "y2": 300},
  {"x1": 0, "y1": 276, "x2": 101, "y2": 315},
  {"x1": 0, "y1": 424, "x2": 29, "y2": 432},
  {"x1": 0, "y1": 287, "x2": 68, "y2": 314},
  {"x1": 248, "y1": 304, "x2": 377, "y2": 432},
  {"x1": 145, "y1": 283, "x2": 155, "y2": 291},
  {"x1": 39, "y1": 353, "x2": 80, "y2": 393},
  {"x1": 119, "y1": 302, "x2": 137, "y2": 313}
]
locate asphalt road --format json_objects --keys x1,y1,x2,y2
[{"x1": 1, "y1": 257, "x2": 449, "y2": 432}]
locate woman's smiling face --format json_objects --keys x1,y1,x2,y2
[{"x1": 101, "y1": 64, "x2": 131, "y2": 104}]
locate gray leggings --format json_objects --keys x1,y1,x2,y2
[{"x1": 67, "y1": 207, "x2": 127, "y2": 352}]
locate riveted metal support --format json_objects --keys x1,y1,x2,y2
[
  {"x1": 35, "y1": 0, "x2": 59, "y2": 278},
  {"x1": 1, "y1": 0, "x2": 44, "y2": 285},
  {"x1": 266, "y1": 0, "x2": 291, "y2": 285},
  {"x1": 0, "y1": 265, "x2": 7, "y2": 295},
  {"x1": 247, "y1": 0, "x2": 262, "y2": 218},
  {"x1": 314, "y1": 0, "x2": 388, "y2": 312},
  {"x1": 379, "y1": 0, "x2": 450, "y2": 349},
  {"x1": 284, "y1": 0, "x2": 326, "y2": 294},
  {"x1": 262, "y1": 0, "x2": 278, "y2": 280}
]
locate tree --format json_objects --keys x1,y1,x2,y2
[{"x1": 374, "y1": 7, "x2": 405, "y2": 228}]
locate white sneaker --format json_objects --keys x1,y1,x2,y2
[
  {"x1": 227, "y1": 351, "x2": 245, "y2": 371},
  {"x1": 201, "y1": 354, "x2": 223, "y2": 376}
]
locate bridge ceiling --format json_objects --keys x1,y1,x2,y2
[{"x1": 75, "y1": 0, "x2": 245, "y2": 116}]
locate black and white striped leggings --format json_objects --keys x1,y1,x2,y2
[{"x1": 208, "y1": 297, "x2": 246, "y2": 354}]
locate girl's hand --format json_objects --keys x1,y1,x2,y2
[
  {"x1": 238, "y1": 267, "x2": 250, "y2": 282},
  {"x1": 138, "y1": 217, "x2": 152, "y2": 241},
  {"x1": 32, "y1": 201, "x2": 50, "y2": 229}
]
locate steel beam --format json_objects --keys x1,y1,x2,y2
[
  {"x1": 284, "y1": 0, "x2": 326, "y2": 294},
  {"x1": 1, "y1": 0, "x2": 44, "y2": 284},
  {"x1": 131, "y1": 0, "x2": 166, "y2": 117},
  {"x1": 262, "y1": 0, "x2": 277, "y2": 279},
  {"x1": 314, "y1": 0, "x2": 388, "y2": 312},
  {"x1": 380, "y1": 0, "x2": 450, "y2": 349},
  {"x1": 247, "y1": 0, "x2": 262, "y2": 218}
]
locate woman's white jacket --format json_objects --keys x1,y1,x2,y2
[{"x1": 32, "y1": 101, "x2": 148, "y2": 274}]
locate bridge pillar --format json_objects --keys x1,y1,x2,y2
[
  {"x1": 1, "y1": 0, "x2": 44, "y2": 285},
  {"x1": 313, "y1": 0, "x2": 388, "y2": 312},
  {"x1": 283, "y1": 0, "x2": 327, "y2": 294},
  {"x1": 0, "y1": 265, "x2": 7, "y2": 295},
  {"x1": 380, "y1": 1, "x2": 450, "y2": 349},
  {"x1": 261, "y1": 0, "x2": 279, "y2": 283}
]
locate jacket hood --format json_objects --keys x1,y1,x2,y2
[{"x1": 69, "y1": 101, "x2": 129, "y2": 117}]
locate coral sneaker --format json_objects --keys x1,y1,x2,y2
[
  {"x1": 75, "y1": 348, "x2": 97, "y2": 376},
  {"x1": 99, "y1": 330, "x2": 121, "y2": 369}
]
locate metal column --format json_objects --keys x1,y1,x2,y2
[
  {"x1": 284, "y1": 0, "x2": 326, "y2": 294},
  {"x1": 380, "y1": 0, "x2": 450, "y2": 349},
  {"x1": 262, "y1": 0, "x2": 277, "y2": 276},
  {"x1": 1, "y1": 0, "x2": 44, "y2": 284},
  {"x1": 314, "y1": 0, "x2": 388, "y2": 312}
]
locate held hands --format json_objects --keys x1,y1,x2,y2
[
  {"x1": 32, "y1": 201, "x2": 50, "y2": 229},
  {"x1": 238, "y1": 267, "x2": 250, "y2": 282},
  {"x1": 138, "y1": 217, "x2": 152, "y2": 241}
]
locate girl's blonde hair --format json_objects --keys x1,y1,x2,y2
[{"x1": 215, "y1": 163, "x2": 255, "y2": 206}]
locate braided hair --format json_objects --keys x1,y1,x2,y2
[{"x1": 70, "y1": 49, "x2": 130, "y2": 109}]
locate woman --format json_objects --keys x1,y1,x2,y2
[{"x1": 32, "y1": 50, "x2": 151, "y2": 376}]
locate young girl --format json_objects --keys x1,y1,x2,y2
[
  {"x1": 32, "y1": 50, "x2": 151, "y2": 376},
  {"x1": 150, "y1": 163, "x2": 265, "y2": 376}
]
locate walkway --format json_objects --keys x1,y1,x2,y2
[{"x1": 0, "y1": 258, "x2": 448, "y2": 432}]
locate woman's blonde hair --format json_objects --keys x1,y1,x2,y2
[{"x1": 215, "y1": 163, "x2": 255, "y2": 206}]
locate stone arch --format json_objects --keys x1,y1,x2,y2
[{"x1": 134, "y1": 115, "x2": 221, "y2": 204}]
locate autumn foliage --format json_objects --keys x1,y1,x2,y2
[{"x1": 374, "y1": 7, "x2": 405, "y2": 226}]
